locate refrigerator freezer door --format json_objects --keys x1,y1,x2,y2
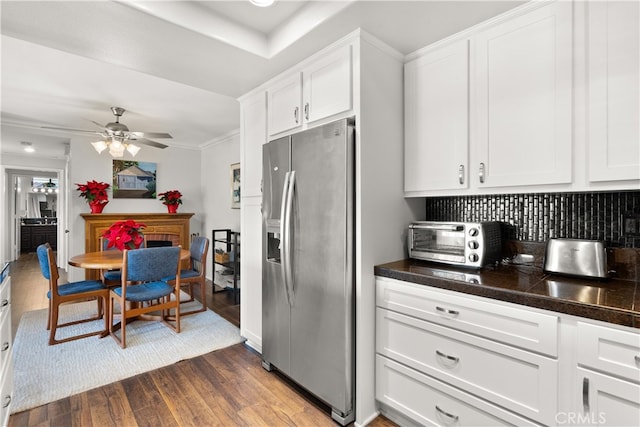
[
  {"x1": 262, "y1": 136, "x2": 292, "y2": 375},
  {"x1": 289, "y1": 119, "x2": 354, "y2": 417}
]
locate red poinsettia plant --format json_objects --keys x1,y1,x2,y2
[
  {"x1": 158, "y1": 190, "x2": 183, "y2": 206},
  {"x1": 75, "y1": 180, "x2": 110, "y2": 204},
  {"x1": 102, "y1": 220, "x2": 146, "y2": 251}
]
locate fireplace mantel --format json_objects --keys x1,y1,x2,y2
[{"x1": 80, "y1": 212, "x2": 194, "y2": 280}]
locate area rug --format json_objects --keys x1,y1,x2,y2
[{"x1": 10, "y1": 299, "x2": 245, "y2": 414}]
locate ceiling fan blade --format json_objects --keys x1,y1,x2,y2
[
  {"x1": 130, "y1": 131, "x2": 172, "y2": 139},
  {"x1": 41, "y1": 125, "x2": 102, "y2": 134},
  {"x1": 90, "y1": 120, "x2": 106, "y2": 129},
  {"x1": 132, "y1": 138, "x2": 168, "y2": 149}
]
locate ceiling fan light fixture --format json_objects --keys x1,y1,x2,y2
[
  {"x1": 126, "y1": 144, "x2": 141, "y2": 157},
  {"x1": 91, "y1": 140, "x2": 108, "y2": 154},
  {"x1": 250, "y1": 0, "x2": 275, "y2": 7},
  {"x1": 109, "y1": 143, "x2": 125, "y2": 158}
]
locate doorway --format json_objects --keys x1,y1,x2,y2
[{"x1": 2, "y1": 166, "x2": 67, "y2": 268}]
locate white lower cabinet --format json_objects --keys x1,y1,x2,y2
[
  {"x1": 375, "y1": 276, "x2": 640, "y2": 427},
  {"x1": 377, "y1": 355, "x2": 543, "y2": 427},
  {"x1": 573, "y1": 321, "x2": 640, "y2": 426},
  {"x1": 0, "y1": 270, "x2": 13, "y2": 427}
]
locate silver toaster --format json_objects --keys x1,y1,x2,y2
[{"x1": 543, "y1": 238, "x2": 608, "y2": 279}]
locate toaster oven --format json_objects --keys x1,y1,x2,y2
[{"x1": 408, "y1": 221, "x2": 503, "y2": 268}]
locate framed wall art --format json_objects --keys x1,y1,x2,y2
[
  {"x1": 112, "y1": 160, "x2": 157, "y2": 199},
  {"x1": 230, "y1": 162, "x2": 240, "y2": 209}
]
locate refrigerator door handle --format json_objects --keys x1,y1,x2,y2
[
  {"x1": 280, "y1": 172, "x2": 292, "y2": 306},
  {"x1": 283, "y1": 170, "x2": 296, "y2": 305}
]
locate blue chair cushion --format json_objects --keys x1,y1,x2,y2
[
  {"x1": 103, "y1": 270, "x2": 122, "y2": 281},
  {"x1": 112, "y1": 281, "x2": 174, "y2": 302},
  {"x1": 47, "y1": 280, "x2": 106, "y2": 298}
]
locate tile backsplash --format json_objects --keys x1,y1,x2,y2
[{"x1": 425, "y1": 191, "x2": 640, "y2": 248}]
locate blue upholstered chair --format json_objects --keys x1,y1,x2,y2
[
  {"x1": 166, "y1": 236, "x2": 209, "y2": 316},
  {"x1": 109, "y1": 246, "x2": 181, "y2": 348},
  {"x1": 100, "y1": 236, "x2": 147, "y2": 286},
  {"x1": 37, "y1": 243, "x2": 109, "y2": 345}
]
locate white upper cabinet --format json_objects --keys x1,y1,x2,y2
[
  {"x1": 268, "y1": 45, "x2": 352, "y2": 137},
  {"x1": 268, "y1": 73, "x2": 303, "y2": 136},
  {"x1": 405, "y1": 40, "x2": 469, "y2": 193},
  {"x1": 588, "y1": 0, "x2": 640, "y2": 182},
  {"x1": 473, "y1": 0, "x2": 573, "y2": 188},
  {"x1": 405, "y1": 1, "x2": 573, "y2": 196},
  {"x1": 240, "y1": 91, "x2": 267, "y2": 198}
]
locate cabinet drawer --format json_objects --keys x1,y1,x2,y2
[
  {"x1": 376, "y1": 308, "x2": 557, "y2": 425},
  {"x1": 576, "y1": 367, "x2": 640, "y2": 427},
  {"x1": 377, "y1": 355, "x2": 544, "y2": 427},
  {"x1": 0, "y1": 277, "x2": 10, "y2": 322},
  {"x1": 376, "y1": 277, "x2": 558, "y2": 356},
  {"x1": 577, "y1": 321, "x2": 640, "y2": 383},
  {"x1": 1, "y1": 359, "x2": 13, "y2": 427},
  {"x1": 0, "y1": 315, "x2": 10, "y2": 375}
]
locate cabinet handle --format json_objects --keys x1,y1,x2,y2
[
  {"x1": 583, "y1": 377, "x2": 590, "y2": 413},
  {"x1": 304, "y1": 103, "x2": 309, "y2": 120},
  {"x1": 2, "y1": 395, "x2": 10, "y2": 409},
  {"x1": 436, "y1": 306, "x2": 459, "y2": 317},
  {"x1": 458, "y1": 164, "x2": 465, "y2": 185},
  {"x1": 436, "y1": 350, "x2": 460, "y2": 365},
  {"x1": 1, "y1": 342, "x2": 8, "y2": 352},
  {"x1": 435, "y1": 405, "x2": 459, "y2": 423},
  {"x1": 1, "y1": 299, "x2": 8, "y2": 308},
  {"x1": 634, "y1": 355, "x2": 640, "y2": 366},
  {"x1": 479, "y1": 162, "x2": 485, "y2": 184},
  {"x1": 294, "y1": 107, "x2": 299, "y2": 124}
]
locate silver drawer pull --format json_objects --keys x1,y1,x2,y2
[
  {"x1": 436, "y1": 306, "x2": 459, "y2": 317},
  {"x1": 635, "y1": 355, "x2": 640, "y2": 366},
  {"x1": 583, "y1": 377, "x2": 590, "y2": 413},
  {"x1": 2, "y1": 395, "x2": 10, "y2": 409},
  {"x1": 1, "y1": 299, "x2": 8, "y2": 308},
  {"x1": 1, "y1": 342, "x2": 9, "y2": 352},
  {"x1": 436, "y1": 405, "x2": 459, "y2": 423},
  {"x1": 436, "y1": 350, "x2": 460, "y2": 364}
]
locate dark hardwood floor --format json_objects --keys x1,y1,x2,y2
[{"x1": 8, "y1": 254, "x2": 395, "y2": 426}]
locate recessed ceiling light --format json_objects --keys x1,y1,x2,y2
[
  {"x1": 21, "y1": 141, "x2": 35, "y2": 153},
  {"x1": 250, "y1": 0, "x2": 275, "y2": 7}
]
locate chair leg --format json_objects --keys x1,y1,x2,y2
[
  {"x1": 48, "y1": 303, "x2": 60, "y2": 346},
  {"x1": 46, "y1": 298, "x2": 52, "y2": 331}
]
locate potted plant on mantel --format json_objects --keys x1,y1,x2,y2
[
  {"x1": 75, "y1": 180, "x2": 110, "y2": 214},
  {"x1": 158, "y1": 190, "x2": 182, "y2": 213},
  {"x1": 102, "y1": 220, "x2": 146, "y2": 251}
]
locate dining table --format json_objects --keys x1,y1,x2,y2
[
  {"x1": 68, "y1": 247, "x2": 192, "y2": 336},
  {"x1": 68, "y1": 248, "x2": 191, "y2": 271}
]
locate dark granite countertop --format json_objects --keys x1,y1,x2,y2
[{"x1": 375, "y1": 259, "x2": 640, "y2": 329}]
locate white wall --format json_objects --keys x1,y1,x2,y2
[
  {"x1": 67, "y1": 138, "x2": 205, "y2": 281},
  {"x1": 199, "y1": 131, "x2": 241, "y2": 280}
]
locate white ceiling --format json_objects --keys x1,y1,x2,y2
[{"x1": 0, "y1": 0, "x2": 525, "y2": 159}]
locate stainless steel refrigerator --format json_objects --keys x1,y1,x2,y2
[{"x1": 262, "y1": 117, "x2": 355, "y2": 425}]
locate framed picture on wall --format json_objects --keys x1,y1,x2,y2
[
  {"x1": 112, "y1": 160, "x2": 157, "y2": 199},
  {"x1": 230, "y1": 162, "x2": 240, "y2": 209}
]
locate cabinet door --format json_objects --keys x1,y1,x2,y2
[
  {"x1": 268, "y1": 72, "x2": 302, "y2": 136},
  {"x1": 473, "y1": 1, "x2": 572, "y2": 187},
  {"x1": 405, "y1": 40, "x2": 469, "y2": 193},
  {"x1": 576, "y1": 367, "x2": 640, "y2": 427},
  {"x1": 588, "y1": 0, "x2": 640, "y2": 182},
  {"x1": 239, "y1": 197, "x2": 262, "y2": 351},
  {"x1": 240, "y1": 91, "x2": 267, "y2": 197},
  {"x1": 302, "y1": 44, "x2": 352, "y2": 124}
]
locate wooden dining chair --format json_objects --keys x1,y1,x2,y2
[
  {"x1": 109, "y1": 246, "x2": 182, "y2": 348},
  {"x1": 36, "y1": 243, "x2": 110, "y2": 345},
  {"x1": 166, "y1": 236, "x2": 209, "y2": 316},
  {"x1": 99, "y1": 235, "x2": 147, "y2": 286}
]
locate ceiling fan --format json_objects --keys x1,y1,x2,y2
[{"x1": 42, "y1": 106, "x2": 172, "y2": 157}]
